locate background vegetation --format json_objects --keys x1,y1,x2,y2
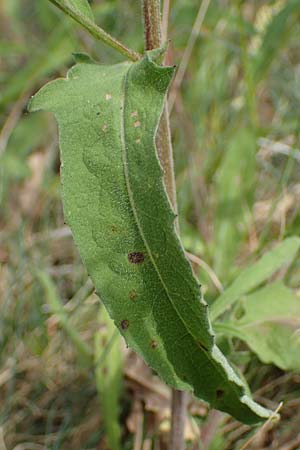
[{"x1": 1, "y1": 0, "x2": 300, "y2": 448}]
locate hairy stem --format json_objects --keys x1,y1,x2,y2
[
  {"x1": 142, "y1": 0, "x2": 162, "y2": 50},
  {"x1": 142, "y1": 0, "x2": 178, "y2": 214},
  {"x1": 142, "y1": 2, "x2": 186, "y2": 450},
  {"x1": 49, "y1": 0, "x2": 141, "y2": 61}
]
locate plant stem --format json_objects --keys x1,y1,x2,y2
[
  {"x1": 48, "y1": 0, "x2": 141, "y2": 61},
  {"x1": 142, "y1": 0, "x2": 178, "y2": 214},
  {"x1": 142, "y1": 2, "x2": 186, "y2": 450},
  {"x1": 142, "y1": 0, "x2": 162, "y2": 50},
  {"x1": 170, "y1": 390, "x2": 188, "y2": 450}
]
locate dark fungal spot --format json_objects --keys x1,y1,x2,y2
[
  {"x1": 111, "y1": 225, "x2": 118, "y2": 233},
  {"x1": 150, "y1": 340, "x2": 158, "y2": 349},
  {"x1": 121, "y1": 319, "x2": 129, "y2": 330},
  {"x1": 216, "y1": 389, "x2": 225, "y2": 399},
  {"x1": 197, "y1": 341, "x2": 208, "y2": 352},
  {"x1": 128, "y1": 252, "x2": 145, "y2": 264},
  {"x1": 129, "y1": 290, "x2": 138, "y2": 301}
]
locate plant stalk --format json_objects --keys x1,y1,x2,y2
[
  {"x1": 142, "y1": 0, "x2": 162, "y2": 50},
  {"x1": 48, "y1": 0, "x2": 141, "y2": 61},
  {"x1": 170, "y1": 390, "x2": 188, "y2": 450},
  {"x1": 142, "y1": 0, "x2": 178, "y2": 214},
  {"x1": 142, "y1": 2, "x2": 186, "y2": 450}
]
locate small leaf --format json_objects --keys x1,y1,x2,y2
[
  {"x1": 29, "y1": 53, "x2": 273, "y2": 424},
  {"x1": 216, "y1": 282, "x2": 300, "y2": 371},
  {"x1": 210, "y1": 237, "x2": 300, "y2": 322}
]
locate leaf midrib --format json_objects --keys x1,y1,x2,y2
[{"x1": 119, "y1": 64, "x2": 228, "y2": 386}]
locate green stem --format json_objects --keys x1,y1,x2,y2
[{"x1": 49, "y1": 0, "x2": 141, "y2": 61}]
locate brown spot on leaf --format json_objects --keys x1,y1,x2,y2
[
  {"x1": 129, "y1": 290, "x2": 138, "y2": 301},
  {"x1": 128, "y1": 252, "x2": 145, "y2": 264},
  {"x1": 111, "y1": 225, "x2": 118, "y2": 233},
  {"x1": 216, "y1": 389, "x2": 225, "y2": 399},
  {"x1": 121, "y1": 319, "x2": 129, "y2": 330},
  {"x1": 150, "y1": 340, "x2": 158, "y2": 349}
]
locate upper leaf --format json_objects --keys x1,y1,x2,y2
[{"x1": 29, "y1": 53, "x2": 273, "y2": 424}]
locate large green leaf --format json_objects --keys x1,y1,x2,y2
[
  {"x1": 211, "y1": 237, "x2": 300, "y2": 322},
  {"x1": 29, "y1": 53, "x2": 272, "y2": 424},
  {"x1": 216, "y1": 282, "x2": 300, "y2": 371}
]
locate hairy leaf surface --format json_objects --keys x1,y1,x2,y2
[{"x1": 29, "y1": 53, "x2": 273, "y2": 424}]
